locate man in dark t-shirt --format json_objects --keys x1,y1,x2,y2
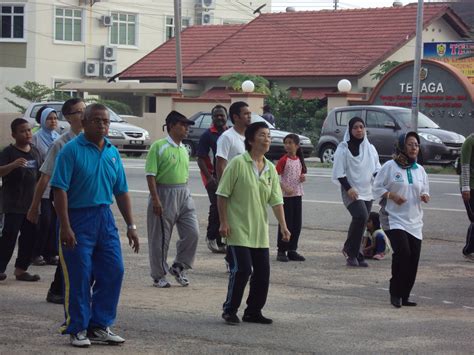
[
  {"x1": 0, "y1": 118, "x2": 42, "y2": 282},
  {"x1": 197, "y1": 105, "x2": 228, "y2": 253}
]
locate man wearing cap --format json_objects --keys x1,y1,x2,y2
[{"x1": 145, "y1": 111, "x2": 199, "y2": 288}]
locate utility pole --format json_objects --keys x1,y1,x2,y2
[
  {"x1": 334, "y1": 0, "x2": 338, "y2": 10},
  {"x1": 411, "y1": 0, "x2": 424, "y2": 132},
  {"x1": 174, "y1": 0, "x2": 183, "y2": 94}
]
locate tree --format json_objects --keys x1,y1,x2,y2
[
  {"x1": 219, "y1": 73, "x2": 271, "y2": 95},
  {"x1": 5, "y1": 81, "x2": 55, "y2": 113},
  {"x1": 370, "y1": 60, "x2": 402, "y2": 81}
]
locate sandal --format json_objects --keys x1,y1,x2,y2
[{"x1": 15, "y1": 272, "x2": 40, "y2": 282}]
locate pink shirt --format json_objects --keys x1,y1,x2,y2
[{"x1": 276, "y1": 155, "x2": 304, "y2": 197}]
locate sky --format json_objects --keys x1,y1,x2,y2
[{"x1": 271, "y1": 0, "x2": 417, "y2": 12}]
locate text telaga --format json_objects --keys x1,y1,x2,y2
[{"x1": 399, "y1": 82, "x2": 444, "y2": 94}]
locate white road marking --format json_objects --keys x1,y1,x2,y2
[
  {"x1": 419, "y1": 296, "x2": 433, "y2": 300},
  {"x1": 442, "y1": 300, "x2": 454, "y2": 304},
  {"x1": 462, "y1": 306, "x2": 474, "y2": 310}
]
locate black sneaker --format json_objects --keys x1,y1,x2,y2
[
  {"x1": 222, "y1": 312, "x2": 240, "y2": 325},
  {"x1": 276, "y1": 251, "x2": 289, "y2": 262},
  {"x1": 287, "y1": 251, "x2": 306, "y2": 261},
  {"x1": 242, "y1": 312, "x2": 273, "y2": 324},
  {"x1": 46, "y1": 290, "x2": 64, "y2": 304}
]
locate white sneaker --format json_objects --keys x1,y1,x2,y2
[
  {"x1": 169, "y1": 265, "x2": 189, "y2": 286},
  {"x1": 70, "y1": 330, "x2": 91, "y2": 347},
  {"x1": 463, "y1": 253, "x2": 474, "y2": 262},
  {"x1": 206, "y1": 238, "x2": 220, "y2": 253},
  {"x1": 87, "y1": 327, "x2": 125, "y2": 344},
  {"x1": 153, "y1": 277, "x2": 171, "y2": 288}
]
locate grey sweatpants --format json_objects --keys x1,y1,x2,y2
[{"x1": 147, "y1": 184, "x2": 199, "y2": 281}]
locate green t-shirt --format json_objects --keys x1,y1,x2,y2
[
  {"x1": 460, "y1": 134, "x2": 474, "y2": 190},
  {"x1": 145, "y1": 136, "x2": 189, "y2": 184},
  {"x1": 216, "y1": 151, "x2": 283, "y2": 248}
]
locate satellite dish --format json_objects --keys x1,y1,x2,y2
[{"x1": 253, "y1": 4, "x2": 266, "y2": 15}]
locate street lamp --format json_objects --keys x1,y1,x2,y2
[
  {"x1": 337, "y1": 79, "x2": 352, "y2": 93},
  {"x1": 242, "y1": 80, "x2": 255, "y2": 93}
]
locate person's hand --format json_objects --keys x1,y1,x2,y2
[
  {"x1": 152, "y1": 199, "x2": 163, "y2": 216},
  {"x1": 127, "y1": 229, "x2": 140, "y2": 253},
  {"x1": 420, "y1": 194, "x2": 430, "y2": 203},
  {"x1": 284, "y1": 187, "x2": 294, "y2": 195},
  {"x1": 390, "y1": 192, "x2": 407, "y2": 205},
  {"x1": 281, "y1": 227, "x2": 291, "y2": 242},
  {"x1": 462, "y1": 190, "x2": 470, "y2": 202},
  {"x1": 59, "y1": 225, "x2": 76, "y2": 250},
  {"x1": 206, "y1": 177, "x2": 218, "y2": 190},
  {"x1": 348, "y1": 188, "x2": 359, "y2": 200},
  {"x1": 12, "y1": 158, "x2": 28, "y2": 168},
  {"x1": 26, "y1": 206, "x2": 40, "y2": 224},
  {"x1": 219, "y1": 221, "x2": 231, "y2": 238},
  {"x1": 299, "y1": 174, "x2": 306, "y2": 183}
]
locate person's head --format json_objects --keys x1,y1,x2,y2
[
  {"x1": 244, "y1": 121, "x2": 270, "y2": 153},
  {"x1": 263, "y1": 104, "x2": 271, "y2": 113},
  {"x1": 284, "y1": 133, "x2": 308, "y2": 174},
  {"x1": 11, "y1": 118, "x2": 32, "y2": 145},
  {"x1": 165, "y1": 110, "x2": 194, "y2": 141},
  {"x1": 35, "y1": 105, "x2": 50, "y2": 124},
  {"x1": 348, "y1": 117, "x2": 365, "y2": 140},
  {"x1": 229, "y1": 101, "x2": 251, "y2": 127},
  {"x1": 367, "y1": 211, "x2": 380, "y2": 232},
  {"x1": 62, "y1": 98, "x2": 86, "y2": 131},
  {"x1": 82, "y1": 103, "x2": 110, "y2": 141},
  {"x1": 40, "y1": 108, "x2": 58, "y2": 131},
  {"x1": 397, "y1": 131, "x2": 420, "y2": 161},
  {"x1": 211, "y1": 105, "x2": 227, "y2": 129}
]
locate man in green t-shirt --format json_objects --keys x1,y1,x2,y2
[
  {"x1": 145, "y1": 111, "x2": 200, "y2": 288},
  {"x1": 460, "y1": 134, "x2": 474, "y2": 261}
]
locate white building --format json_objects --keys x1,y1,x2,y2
[{"x1": 0, "y1": 0, "x2": 269, "y2": 112}]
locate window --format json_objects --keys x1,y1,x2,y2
[
  {"x1": 111, "y1": 12, "x2": 137, "y2": 46},
  {"x1": 54, "y1": 80, "x2": 78, "y2": 101},
  {"x1": 335, "y1": 110, "x2": 362, "y2": 126},
  {"x1": 165, "y1": 16, "x2": 190, "y2": 41},
  {"x1": 366, "y1": 111, "x2": 390, "y2": 128},
  {"x1": 1, "y1": 5, "x2": 25, "y2": 40},
  {"x1": 199, "y1": 114, "x2": 212, "y2": 129},
  {"x1": 55, "y1": 8, "x2": 82, "y2": 42}
]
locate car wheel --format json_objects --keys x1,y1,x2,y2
[
  {"x1": 182, "y1": 140, "x2": 195, "y2": 157},
  {"x1": 320, "y1": 144, "x2": 336, "y2": 164}
]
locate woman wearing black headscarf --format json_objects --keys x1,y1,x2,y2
[
  {"x1": 373, "y1": 132, "x2": 430, "y2": 308},
  {"x1": 332, "y1": 117, "x2": 381, "y2": 267}
]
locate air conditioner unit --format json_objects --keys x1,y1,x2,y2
[
  {"x1": 102, "y1": 62, "x2": 117, "y2": 78},
  {"x1": 103, "y1": 45, "x2": 117, "y2": 61},
  {"x1": 199, "y1": 0, "x2": 216, "y2": 10},
  {"x1": 201, "y1": 12, "x2": 214, "y2": 25},
  {"x1": 101, "y1": 15, "x2": 112, "y2": 27},
  {"x1": 84, "y1": 60, "x2": 100, "y2": 77}
]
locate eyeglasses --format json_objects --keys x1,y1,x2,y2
[{"x1": 89, "y1": 118, "x2": 110, "y2": 126}]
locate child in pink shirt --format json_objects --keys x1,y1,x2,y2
[{"x1": 275, "y1": 134, "x2": 307, "y2": 262}]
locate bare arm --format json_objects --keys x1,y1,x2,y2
[
  {"x1": 115, "y1": 192, "x2": 139, "y2": 253},
  {"x1": 216, "y1": 156, "x2": 227, "y2": 181},
  {"x1": 53, "y1": 188, "x2": 76, "y2": 249},
  {"x1": 217, "y1": 195, "x2": 230, "y2": 238},
  {"x1": 272, "y1": 204, "x2": 291, "y2": 241},
  {"x1": 0, "y1": 158, "x2": 27, "y2": 177},
  {"x1": 146, "y1": 175, "x2": 162, "y2": 216},
  {"x1": 27, "y1": 173, "x2": 50, "y2": 223}
]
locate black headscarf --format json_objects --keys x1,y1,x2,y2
[
  {"x1": 393, "y1": 131, "x2": 420, "y2": 169},
  {"x1": 347, "y1": 117, "x2": 365, "y2": 157}
]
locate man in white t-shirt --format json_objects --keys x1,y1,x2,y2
[{"x1": 215, "y1": 101, "x2": 251, "y2": 179}]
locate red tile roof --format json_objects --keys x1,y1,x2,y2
[{"x1": 117, "y1": 4, "x2": 470, "y2": 81}]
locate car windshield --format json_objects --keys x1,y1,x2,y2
[
  {"x1": 394, "y1": 110, "x2": 439, "y2": 129},
  {"x1": 108, "y1": 108, "x2": 125, "y2": 122},
  {"x1": 225, "y1": 114, "x2": 276, "y2": 129}
]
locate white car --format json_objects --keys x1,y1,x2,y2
[{"x1": 23, "y1": 101, "x2": 151, "y2": 157}]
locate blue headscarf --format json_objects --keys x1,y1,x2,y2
[{"x1": 34, "y1": 107, "x2": 59, "y2": 155}]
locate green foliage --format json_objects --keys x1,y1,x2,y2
[
  {"x1": 370, "y1": 60, "x2": 402, "y2": 81},
  {"x1": 5, "y1": 81, "x2": 55, "y2": 113},
  {"x1": 86, "y1": 98, "x2": 133, "y2": 115},
  {"x1": 219, "y1": 73, "x2": 271, "y2": 95},
  {"x1": 266, "y1": 85, "x2": 327, "y2": 147}
]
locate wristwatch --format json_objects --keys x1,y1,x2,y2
[{"x1": 127, "y1": 224, "x2": 137, "y2": 231}]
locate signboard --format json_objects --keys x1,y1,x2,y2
[
  {"x1": 370, "y1": 60, "x2": 474, "y2": 136},
  {"x1": 424, "y1": 41, "x2": 474, "y2": 84}
]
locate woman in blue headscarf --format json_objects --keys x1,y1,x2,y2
[{"x1": 31, "y1": 107, "x2": 59, "y2": 266}]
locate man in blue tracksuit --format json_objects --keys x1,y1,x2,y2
[{"x1": 51, "y1": 103, "x2": 140, "y2": 348}]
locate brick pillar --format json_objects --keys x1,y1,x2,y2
[{"x1": 326, "y1": 92, "x2": 366, "y2": 111}]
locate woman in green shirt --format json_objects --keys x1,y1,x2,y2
[{"x1": 217, "y1": 121, "x2": 290, "y2": 325}]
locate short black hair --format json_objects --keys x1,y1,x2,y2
[
  {"x1": 11, "y1": 118, "x2": 29, "y2": 133},
  {"x1": 84, "y1": 103, "x2": 108, "y2": 121},
  {"x1": 35, "y1": 105, "x2": 50, "y2": 124},
  {"x1": 244, "y1": 121, "x2": 269, "y2": 151},
  {"x1": 229, "y1": 101, "x2": 248, "y2": 124},
  {"x1": 62, "y1": 98, "x2": 85, "y2": 116},
  {"x1": 263, "y1": 104, "x2": 271, "y2": 112},
  {"x1": 211, "y1": 104, "x2": 227, "y2": 117},
  {"x1": 368, "y1": 212, "x2": 381, "y2": 230}
]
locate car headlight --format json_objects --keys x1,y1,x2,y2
[
  {"x1": 144, "y1": 131, "x2": 150, "y2": 140},
  {"x1": 271, "y1": 137, "x2": 284, "y2": 143},
  {"x1": 107, "y1": 129, "x2": 124, "y2": 138},
  {"x1": 300, "y1": 138, "x2": 312, "y2": 145},
  {"x1": 419, "y1": 132, "x2": 442, "y2": 144}
]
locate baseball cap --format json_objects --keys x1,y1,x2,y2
[{"x1": 165, "y1": 111, "x2": 195, "y2": 126}]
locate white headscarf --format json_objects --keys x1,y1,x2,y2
[{"x1": 331, "y1": 118, "x2": 381, "y2": 201}]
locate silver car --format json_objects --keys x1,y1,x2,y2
[{"x1": 23, "y1": 101, "x2": 151, "y2": 157}]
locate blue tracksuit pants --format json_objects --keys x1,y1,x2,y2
[{"x1": 59, "y1": 205, "x2": 124, "y2": 335}]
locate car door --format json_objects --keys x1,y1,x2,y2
[{"x1": 365, "y1": 110, "x2": 399, "y2": 160}]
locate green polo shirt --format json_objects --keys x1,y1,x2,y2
[
  {"x1": 145, "y1": 136, "x2": 189, "y2": 184},
  {"x1": 216, "y1": 151, "x2": 283, "y2": 248}
]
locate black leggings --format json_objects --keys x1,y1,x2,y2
[
  {"x1": 462, "y1": 189, "x2": 474, "y2": 255},
  {"x1": 277, "y1": 196, "x2": 302, "y2": 252},
  {"x1": 344, "y1": 200, "x2": 372, "y2": 259}
]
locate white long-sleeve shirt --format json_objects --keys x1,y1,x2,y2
[{"x1": 372, "y1": 160, "x2": 429, "y2": 240}]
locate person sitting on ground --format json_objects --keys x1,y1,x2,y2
[{"x1": 361, "y1": 211, "x2": 391, "y2": 260}]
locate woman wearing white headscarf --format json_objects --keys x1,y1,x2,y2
[
  {"x1": 332, "y1": 117, "x2": 381, "y2": 267},
  {"x1": 31, "y1": 107, "x2": 59, "y2": 266}
]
